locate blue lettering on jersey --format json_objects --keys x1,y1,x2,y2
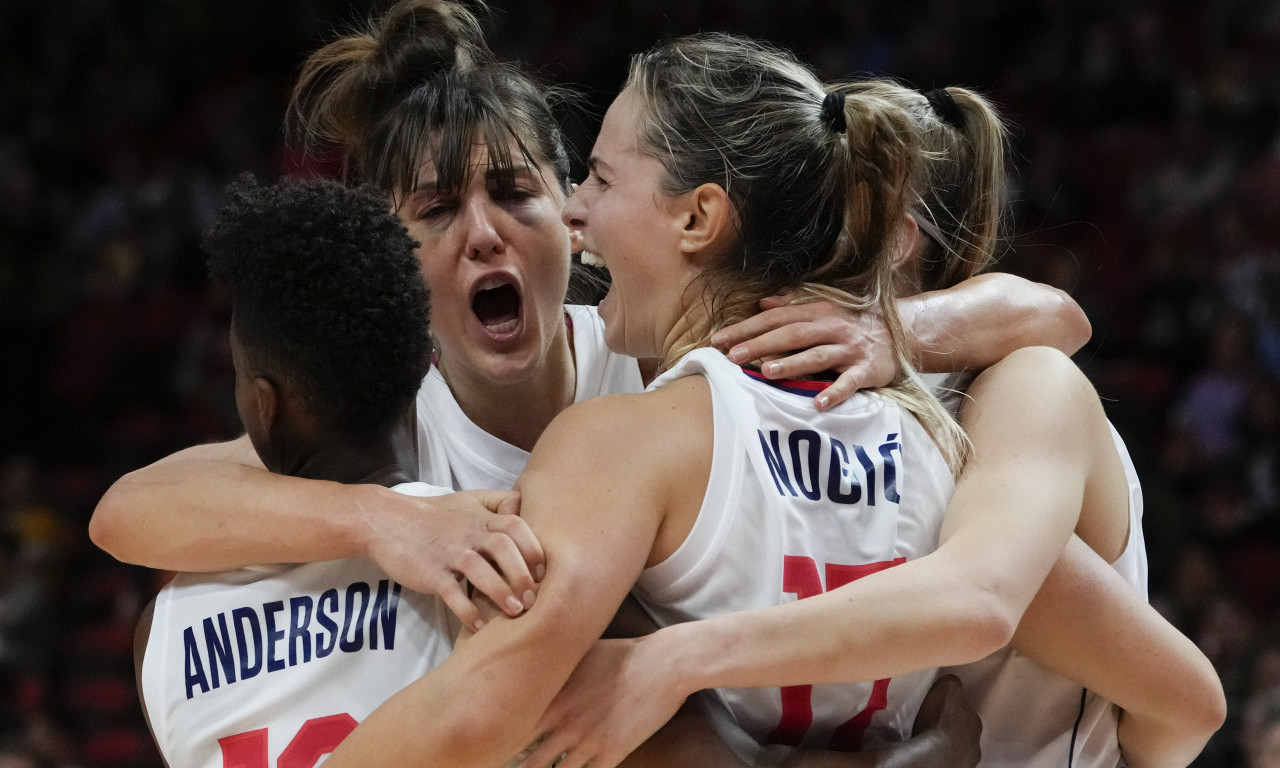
[
  {"x1": 202, "y1": 614, "x2": 237, "y2": 689},
  {"x1": 757, "y1": 430, "x2": 902, "y2": 507},
  {"x1": 340, "y1": 582, "x2": 369, "y2": 653},
  {"x1": 183, "y1": 627, "x2": 209, "y2": 699},
  {"x1": 180, "y1": 578, "x2": 402, "y2": 699},
  {"x1": 264, "y1": 600, "x2": 286, "y2": 673},
  {"x1": 315, "y1": 588, "x2": 339, "y2": 658},
  {"x1": 232, "y1": 606, "x2": 262, "y2": 680}
]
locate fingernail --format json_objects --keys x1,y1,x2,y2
[
  {"x1": 474, "y1": 619, "x2": 485, "y2": 631},
  {"x1": 523, "y1": 590, "x2": 537, "y2": 610},
  {"x1": 506, "y1": 595, "x2": 525, "y2": 614},
  {"x1": 765, "y1": 362, "x2": 781, "y2": 376},
  {"x1": 710, "y1": 332, "x2": 726, "y2": 348},
  {"x1": 535, "y1": 564, "x2": 546, "y2": 581},
  {"x1": 728, "y1": 346, "x2": 748, "y2": 363},
  {"x1": 816, "y1": 394, "x2": 829, "y2": 410}
]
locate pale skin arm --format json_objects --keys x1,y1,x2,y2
[
  {"x1": 1012, "y1": 536, "x2": 1225, "y2": 768},
  {"x1": 322, "y1": 383, "x2": 705, "y2": 768},
  {"x1": 711, "y1": 272, "x2": 1091, "y2": 409},
  {"x1": 88, "y1": 435, "x2": 541, "y2": 632}
]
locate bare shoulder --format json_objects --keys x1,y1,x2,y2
[
  {"x1": 521, "y1": 376, "x2": 713, "y2": 501},
  {"x1": 963, "y1": 346, "x2": 1098, "y2": 419},
  {"x1": 529, "y1": 377, "x2": 710, "y2": 461}
]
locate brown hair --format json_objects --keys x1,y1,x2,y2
[{"x1": 287, "y1": 0, "x2": 572, "y2": 205}]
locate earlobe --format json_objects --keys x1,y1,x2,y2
[
  {"x1": 252, "y1": 377, "x2": 279, "y2": 435},
  {"x1": 677, "y1": 183, "x2": 732, "y2": 262},
  {"x1": 897, "y1": 213, "x2": 924, "y2": 273}
]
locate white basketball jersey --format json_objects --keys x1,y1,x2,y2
[
  {"x1": 414, "y1": 304, "x2": 644, "y2": 490},
  {"x1": 944, "y1": 424, "x2": 1147, "y2": 768},
  {"x1": 636, "y1": 348, "x2": 957, "y2": 766},
  {"x1": 140, "y1": 482, "x2": 458, "y2": 768}
]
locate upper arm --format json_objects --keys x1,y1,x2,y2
[
  {"x1": 939, "y1": 347, "x2": 1101, "y2": 619},
  {"x1": 325, "y1": 383, "x2": 711, "y2": 768}
]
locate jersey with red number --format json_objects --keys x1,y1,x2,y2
[
  {"x1": 943, "y1": 423, "x2": 1147, "y2": 768},
  {"x1": 140, "y1": 482, "x2": 458, "y2": 768},
  {"x1": 635, "y1": 348, "x2": 956, "y2": 766},
  {"x1": 414, "y1": 304, "x2": 644, "y2": 491}
]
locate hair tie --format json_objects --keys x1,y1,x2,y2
[
  {"x1": 923, "y1": 88, "x2": 965, "y2": 131},
  {"x1": 821, "y1": 91, "x2": 847, "y2": 134}
]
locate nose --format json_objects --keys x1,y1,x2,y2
[
  {"x1": 561, "y1": 182, "x2": 585, "y2": 232},
  {"x1": 462, "y1": 196, "x2": 504, "y2": 260}
]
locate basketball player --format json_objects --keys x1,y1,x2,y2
[
  {"x1": 136, "y1": 175, "x2": 458, "y2": 768},
  {"x1": 522, "y1": 80, "x2": 1225, "y2": 768}
]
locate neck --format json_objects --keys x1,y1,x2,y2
[
  {"x1": 279, "y1": 424, "x2": 418, "y2": 488},
  {"x1": 659, "y1": 298, "x2": 713, "y2": 372},
  {"x1": 439, "y1": 322, "x2": 577, "y2": 453}
]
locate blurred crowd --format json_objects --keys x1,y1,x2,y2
[{"x1": 2, "y1": 0, "x2": 1279, "y2": 765}]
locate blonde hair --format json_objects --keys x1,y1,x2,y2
[
  {"x1": 846, "y1": 81, "x2": 1010, "y2": 293},
  {"x1": 626, "y1": 33, "x2": 969, "y2": 472}
]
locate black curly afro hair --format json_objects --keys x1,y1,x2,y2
[{"x1": 205, "y1": 174, "x2": 430, "y2": 444}]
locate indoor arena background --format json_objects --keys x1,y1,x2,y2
[{"x1": 1, "y1": 0, "x2": 1277, "y2": 765}]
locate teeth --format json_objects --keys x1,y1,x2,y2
[
  {"x1": 476, "y1": 276, "x2": 509, "y2": 291},
  {"x1": 580, "y1": 250, "x2": 604, "y2": 268}
]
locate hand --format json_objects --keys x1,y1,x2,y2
[
  {"x1": 710, "y1": 295, "x2": 897, "y2": 410},
  {"x1": 517, "y1": 637, "x2": 685, "y2": 768},
  {"x1": 907, "y1": 674, "x2": 981, "y2": 768},
  {"x1": 356, "y1": 487, "x2": 543, "y2": 633}
]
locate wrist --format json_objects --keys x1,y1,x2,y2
[
  {"x1": 643, "y1": 623, "x2": 707, "y2": 701},
  {"x1": 340, "y1": 482, "x2": 393, "y2": 561}
]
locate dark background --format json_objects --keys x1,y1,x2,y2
[{"x1": 2, "y1": 0, "x2": 1278, "y2": 765}]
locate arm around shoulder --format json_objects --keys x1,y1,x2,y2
[{"x1": 903, "y1": 272, "x2": 1091, "y2": 372}]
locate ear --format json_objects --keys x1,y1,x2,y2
[
  {"x1": 675, "y1": 183, "x2": 732, "y2": 264},
  {"x1": 250, "y1": 376, "x2": 279, "y2": 437},
  {"x1": 897, "y1": 212, "x2": 924, "y2": 274}
]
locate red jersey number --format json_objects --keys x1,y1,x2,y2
[
  {"x1": 764, "y1": 555, "x2": 905, "y2": 751},
  {"x1": 219, "y1": 713, "x2": 358, "y2": 768}
]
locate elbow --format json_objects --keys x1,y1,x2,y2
[
  {"x1": 88, "y1": 474, "x2": 137, "y2": 562},
  {"x1": 949, "y1": 586, "x2": 1020, "y2": 664},
  {"x1": 1189, "y1": 665, "x2": 1228, "y2": 739},
  {"x1": 1049, "y1": 288, "x2": 1092, "y2": 355}
]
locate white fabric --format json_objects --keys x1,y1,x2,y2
[
  {"x1": 635, "y1": 348, "x2": 956, "y2": 766},
  {"x1": 943, "y1": 423, "x2": 1148, "y2": 768},
  {"x1": 414, "y1": 304, "x2": 644, "y2": 490},
  {"x1": 141, "y1": 482, "x2": 457, "y2": 768}
]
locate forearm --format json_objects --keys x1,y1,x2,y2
[
  {"x1": 90, "y1": 439, "x2": 370, "y2": 570},
  {"x1": 1011, "y1": 537, "x2": 1225, "y2": 767},
  {"x1": 902, "y1": 273, "x2": 1090, "y2": 372},
  {"x1": 649, "y1": 552, "x2": 1013, "y2": 699}
]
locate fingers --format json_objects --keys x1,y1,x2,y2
[
  {"x1": 490, "y1": 504, "x2": 547, "y2": 582},
  {"x1": 710, "y1": 304, "x2": 822, "y2": 353},
  {"x1": 436, "y1": 578, "x2": 485, "y2": 634},
  {"x1": 516, "y1": 733, "x2": 574, "y2": 768},
  {"x1": 470, "y1": 488, "x2": 522, "y2": 515},
  {"x1": 816, "y1": 360, "x2": 894, "y2": 410}
]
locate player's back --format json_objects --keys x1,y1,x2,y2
[
  {"x1": 140, "y1": 484, "x2": 456, "y2": 768},
  {"x1": 635, "y1": 348, "x2": 956, "y2": 764}
]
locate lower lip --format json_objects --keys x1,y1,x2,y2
[{"x1": 477, "y1": 316, "x2": 522, "y2": 344}]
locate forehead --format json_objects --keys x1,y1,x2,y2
[{"x1": 595, "y1": 89, "x2": 647, "y2": 160}]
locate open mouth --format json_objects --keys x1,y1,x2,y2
[
  {"x1": 472, "y1": 280, "x2": 521, "y2": 333},
  {"x1": 580, "y1": 250, "x2": 606, "y2": 270}
]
